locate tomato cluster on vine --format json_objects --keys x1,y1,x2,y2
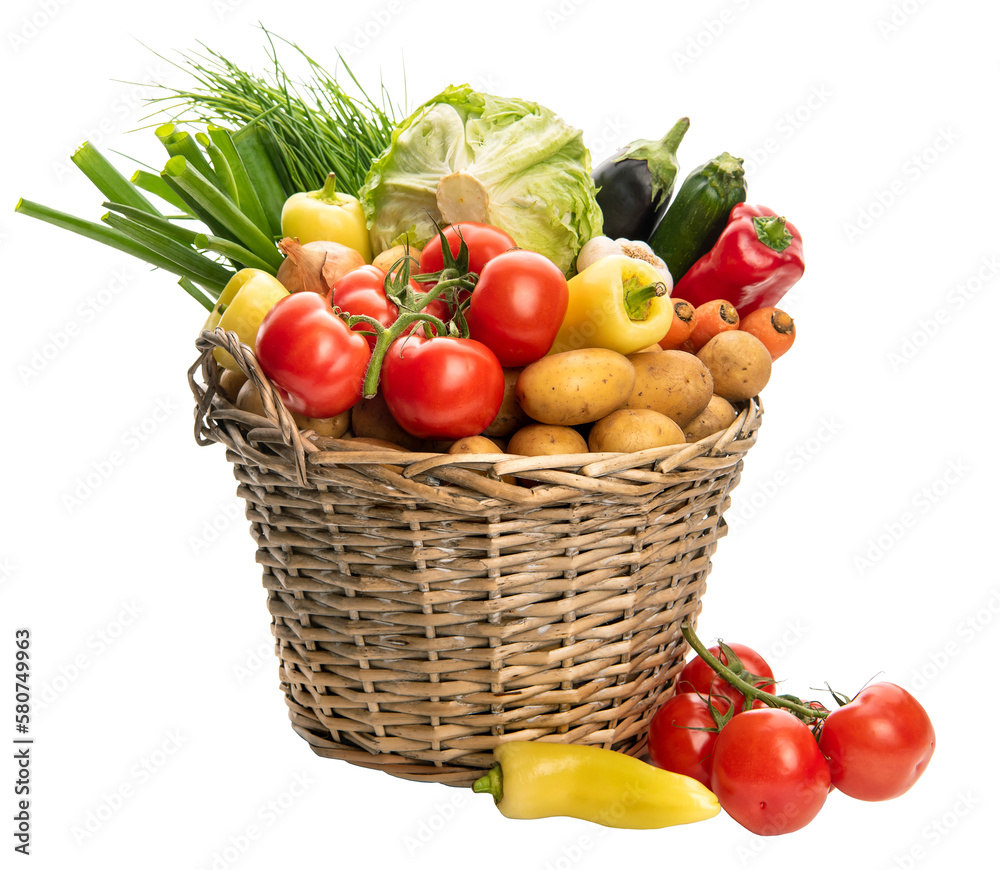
[{"x1": 647, "y1": 624, "x2": 936, "y2": 836}]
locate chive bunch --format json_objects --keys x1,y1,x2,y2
[{"x1": 145, "y1": 29, "x2": 401, "y2": 199}]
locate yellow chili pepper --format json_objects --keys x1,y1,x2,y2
[
  {"x1": 281, "y1": 172, "x2": 372, "y2": 263},
  {"x1": 203, "y1": 269, "x2": 289, "y2": 371},
  {"x1": 549, "y1": 254, "x2": 673, "y2": 355},
  {"x1": 472, "y1": 741, "x2": 720, "y2": 829}
]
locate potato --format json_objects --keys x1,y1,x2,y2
[
  {"x1": 292, "y1": 410, "x2": 350, "y2": 438},
  {"x1": 351, "y1": 391, "x2": 427, "y2": 451},
  {"x1": 508, "y1": 424, "x2": 588, "y2": 456},
  {"x1": 621, "y1": 350, "x2": 714, "y2": 428},
  {"x1": 682, "y1": 395, "x2": 738, "y2": 442},
  {"x1": 515, "y1": 349, "x2": 635, "y2": 426},
  {"x1": 235, "y1": 380, "x2": 267, "y2": 417},
  {"x1": 448, "y1": 435, "x2": 505, "y2": 456},
  {"x1": 696, "y1": 331, "x2": 772, "y2": 401},
  {"x1": 372, "y1": 244, "x2": 421, "y2": 275},
  {"x1": 483, "y1": 368, "x2": 531, "y2": 437},
  {"x1": 218, "y1": 367, "x2": 248, "y2": 402},
  {"x1": 587, "y1": 409, "x2": 685, "y2": 453}
]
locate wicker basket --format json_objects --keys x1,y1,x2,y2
[{"x1": 189, "y1": 327, "x2": 762, "y2": 786}]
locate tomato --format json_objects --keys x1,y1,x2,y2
[
  {"x1": 380, "y1": 335, "x2": 505, "y2": 439},
  {"x1": 711, "y1": 708, "x2": 831, "y2": 836},
  {"x1": 817, "y1": 682, "x2": 935, "y2": 801},
  {"x1": 329, "y1": 265, "x2": 399, "y2": 348},
  {"x1": 647, "y1": 693, "x2": 719, "y2": 788},
  {"x1": 465, "y1": 250, "x2": 569, "y2": 366},
  {"x1": 418, "y1": 222, "x2": 516, "y2": 278},
  {"x1": 677, "y1": 642, "x2": 776, "y2": 714},
  {"x1": 256, "y1": 292, "x2": 371, "y2": 418}
]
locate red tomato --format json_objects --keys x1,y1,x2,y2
[
  {"x1": 418, "y1": 222, "x2": 516, "y2": 277},
  {"x1": 711, "y1": 708, "x2": 831, "y2": 836},
  {"x1": 678, "y1": 643, "x2": 776, "y2": 714},
  {"x1": 647, "y1": 693, "x2": 719, "y2": 788},
  {"x1": 817, "y1": 682, "x2": 935, "y2": 801},
  {"x1": 380, "y1": 335, "x2": 504, "y2": 439},
  {"x1": 330, "y1": 265, "x2": 399, "y2": 349},
  {"x1": 465, "y1": 250, "x2": 569, "y2": 366},
  {"x1": 256, "y1": 293, "x2": 371, "y2": 418}
]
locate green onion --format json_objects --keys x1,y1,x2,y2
[
  {"x1": 232, "y1": 121, "x2": 287, "y2": 238},
  {"x1": 178, "y1": 276, "x2": 216, "y2": 312},
  {"x1": 193, "y1": 233, "x2": 277, "y2": 273},
  {"x1": 71, "y1": 142, "x2": 160, "y2": 216},
  {"x1": 130, "y1": 170, "x2": 194, "y2": 214},
  {"x1": 15, "y1": 198, "x2": 231, "y2": 297},
  {"x1": 103, "y1": 201, "x2": 200, "y2": 245},
  {"x1": 162, "y1": 155, "x2": 283, "y2": 271},
  {"x1": 101, "y1": 211, "x2": 235, "y2": 290},
  {"x1": 205, "y1": 124, "x2": 270, "y2": 236},
  {"x1": 196, "y1": 131, "x2": 238, "y2": 203},
  {"x1": 157, "y1": 125, "x2": 227, "y2": 193}
]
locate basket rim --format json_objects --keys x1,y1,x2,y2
[{"x1": 189, "y1": 327, "x2": 762, "y2": 501}]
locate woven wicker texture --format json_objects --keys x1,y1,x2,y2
[{"x1": 189, "y1": 328, "x2": 762, "y2": 785}]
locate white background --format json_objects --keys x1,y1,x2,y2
[{"x1": 2, "y1": 0, "x2": 996, "y2": 867}]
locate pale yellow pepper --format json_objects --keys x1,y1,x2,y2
[
  {"x1": 549, "y1": 254, "x2": 673, "y2": 355},
  {"x1": 280, "y1": 173, "x2": 372, "y2": 263},
  {"x1": 473, "y1": 741, "x2": 720, "y2": 829},
  {"x1": 203, "y1": 269, "x2": 289, "y2": 371}
]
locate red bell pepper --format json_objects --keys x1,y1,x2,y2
[{"x1": 673, "y1": 204, "x2": 804, "y2": 318}]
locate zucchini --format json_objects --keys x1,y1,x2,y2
[{"x1": 647, "y1": 152, "x2": 747, "y2": 283}]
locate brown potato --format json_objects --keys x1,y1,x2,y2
[
  {"x1": 621, "y1": 350, "x2": 714, "y2": 428},
  {"x1": 448, "y1": 435, "x2": 505, "y2": 456},
  {"x1": 235, "y1": 380, "x2": 267, "y2": 417},
  {"x1": 483, "y1": 368, "x2": 531, "y2": 437},
  {"x1": 350, "y1": 391, "x2": 427, "y2": 451},
  {"x1": 682, "y1": 395, "x2": 738, "y2": 442},
  {"x1": 292, "y1": 410, "x2": 350, "y2": 438},
  {"x1": 515, "y1": 349, "x2": 635, "y2": 426},
  {"x1": 372, "y1": 244, "x2": 421, "y2": 275},
  {"x1": 587, "y1": 409, "x2": 685, "y2": 453},
  {"x1": 218, "y1": 367, "x2": 248, "y2": 402},
  {"x1": 696, "y1": 332, "x2": 772, "y2": 401},
  {"x1": 508, "y1": 424, "x2": 588, "y2": 456}
]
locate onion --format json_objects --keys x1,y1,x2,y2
[{"x1": 275, "y1": 237, "x2": 365, "y2": 295}]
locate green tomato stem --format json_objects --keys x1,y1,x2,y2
[{"x1": 679, "y1": 621, "x2": 828, "y2": 721}]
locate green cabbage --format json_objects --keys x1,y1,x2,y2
[{"x1": 359, "y1": 85, "x2": 603, "y2": 275}]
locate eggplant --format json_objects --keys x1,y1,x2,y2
[{"x1": 593, "y1": 116, "x2": 690, "y2": 241}]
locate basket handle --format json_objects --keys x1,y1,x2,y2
[{"x1": 189, "y1": 327, "x2": 309, "y2": 485}]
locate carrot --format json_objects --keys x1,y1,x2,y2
[
  {"x1": 658, "y1": 299, "x2": 696, "y2": 350},
  {"x1": 740, "y1": 307, "x2": 796, "y2": 360},
  {"x1": 685, "y1": 299, "x2": 740, "y2": 352}
]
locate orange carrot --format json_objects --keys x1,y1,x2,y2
[
  {"x1": 658, "y1": 299, "x2": 696, "y2": 350},
  {"x1": 686, "y1": 300, "x2": 740, "y2": 352},
  {"x1": 740, "y1": 307, "x2": 796, "y2": 360}
]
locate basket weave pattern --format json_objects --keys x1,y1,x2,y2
[{"x1": 190, "y1": 329, "x2": 762, "y2": 785}]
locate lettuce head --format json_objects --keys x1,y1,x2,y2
[{"x1": 359, "y1": 85, "x2": 603, "y2": 275}]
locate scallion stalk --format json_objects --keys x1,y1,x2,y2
[
  {"x1": 195, "y1": 131, "x2": 238, "y2": 203},
  {"x1": 205, "y1": 124, "x2": 270, "y2": 236},
  {"x1": 193, "y1": 233, "x2": 277, "y2": 273},
  {"x1": 102, "y1": 201, "x2": 200, "y2": 246},
  {"x1": 101, "y1": 212, "x2": 235, "y2": 290},
  {"x1": 232, "y1": 121, "x2": 287, "y2": 237},
  {"x1": 71, "y1": 142, "x2": 160, "y2": 216},
  {"x1": 15, "y1": 198, "x2": 230, "y2": 297},
  {"x1": 131, "y1": 170, "x2": 194, "y2": 214},
  {"x1": 178, "y1": 276, "x2": 216, "y2": 312},
  {"x1": 162, "y1": 155, "x2": 283, "y2": 271}
]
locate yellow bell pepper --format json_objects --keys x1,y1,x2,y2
[
  {"x1": 472, "y1": 741, "x2": 720, "y2": 829},
  {"x1": 203, "y1": 269, "x2": 289, "y2": 371},
  {"x1": 549, "y1": 254, "x2": 673, "y2": 355},
  {"x1": 280, "y1": 173, "x2": 372, "y2": 263}
]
